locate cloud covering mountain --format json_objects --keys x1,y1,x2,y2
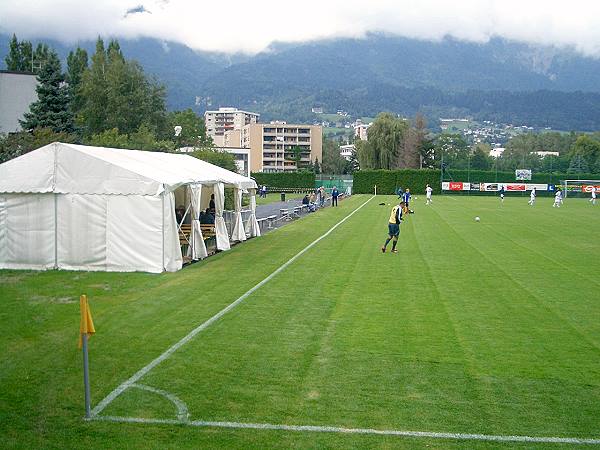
[{"x1": 1, "y1": 0, "x2": 600, "y2": 56}]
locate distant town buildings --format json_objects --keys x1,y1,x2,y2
[
  {"x1": 0, "y1": 71, "x2": 38, "y2": 134},
  {"x1": 354, "y1": 120, "x2": 371, "y2": 141},
  {"x1": 311, "y1": 107, "x2": 323, "y2": 114},
  {"x1": 204, "y1": 107, "x2": 259, "y2": 146},
  {"x1": 339, "y1": 144, "x2": 355, "y2": 160},
  {"x1": 489, "y1": 147, "x2": 505, "y2": 158}
]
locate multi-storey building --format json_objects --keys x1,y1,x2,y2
[
  {"x1": 204, "y1": 107, "x2": 259, "y2": 146},
  {"x1": 354, "y1": 121, "x2": 370, "y2": 141},
  {"x1": 0, "y1": 71, "x2": 38, "y2": 134},
  {"x1": 339, "y1": 144, "x2": 355, "y2": 160},
  {"x1": 241, "y1": 122, "x2": 322, "y2": 173}
]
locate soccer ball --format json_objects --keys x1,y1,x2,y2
[{"x1": 475, "y1": 216, "x2": 480, "y2": 222}]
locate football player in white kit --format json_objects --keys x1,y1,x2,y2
[
  {"x1": 553, "y1": 189, "x2": 563, "y2": 207},
  {"x1": 528, "y1": 187, "x2": 536, "y2": 206},
  {"x1": 590, "y1": 186, "x2": 597, "y2": 205},
  {"x1": 425, "y1": 184, "x2": 433, "y2": 205}
]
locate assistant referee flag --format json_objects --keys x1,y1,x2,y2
[{"x1": 78, "y1": 295, "x2": 95, "y2": 349}]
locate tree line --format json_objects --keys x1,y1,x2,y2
[
  {"x1": 1, "y1": 35, "x2": 231, "y2": 169},
  {"x1": 333, "y1": 111, "x2": 600, "y2": 176}
]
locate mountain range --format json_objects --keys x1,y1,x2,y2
[{"x1": 2, "y1": 33, "x2": 600, "y2": 130}]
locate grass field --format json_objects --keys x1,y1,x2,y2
[{"x1": 2, "y1": 195, "x2": 600, "y2": 449}]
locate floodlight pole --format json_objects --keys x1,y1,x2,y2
[{"x1": 82, "y1": 334, "x2": 91, "y2": 418}]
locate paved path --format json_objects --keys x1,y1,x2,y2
[{"x1": 255, "y1": 199, "x2": 304, "y2": 220}]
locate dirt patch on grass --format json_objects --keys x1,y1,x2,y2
[
  {"x1": 88, "y1": 283, "x2": 112, "y2": 291},
  {"x1": 0, "y1": 273, "x2": 31, "y2": 284},
  {"x1": 29, "y1": 295, "x2": 77, "y2": 304}
]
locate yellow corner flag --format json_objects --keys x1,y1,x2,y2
[{"x1": 78, "y1": 295, "x2": 96, "y2": 349}]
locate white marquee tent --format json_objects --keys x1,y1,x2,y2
[{"x1": 0, "y1": 143, "x2": 259, "y2": 273}]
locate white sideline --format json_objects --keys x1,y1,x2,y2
[
  {"x1": 92, "y1": 416, "x2": 600, "y2": 445},
  {"x1": 91, "y1": 195, "x2": 375, "y2": 417}
]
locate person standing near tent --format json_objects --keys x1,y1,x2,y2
[
  {"x1": 382, "y1": 201, "x2": 405, "y2": 254},
  {"x1": 209, "y1": 194, "x2": 216, "y2": 214},
  {"x1": 331, "y1": 186, "x2": 339, "y2": 207},
  {"x1": 319, "y1": 186, "x2": 325, "y2": 207}
]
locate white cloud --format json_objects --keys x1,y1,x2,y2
[{"x1": 1, "y1": 0, "x2": 600, "y2": 56}]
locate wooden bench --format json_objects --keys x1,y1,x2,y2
[
  {"x1": 179, "y1": 224, "x2": 192, "y2": 245},
  {"x1": 180, "y1": 224, "x2": 216, "y2": 246},
  {"x1": 200, "y1": 224, "x2": 216, "y2": 239}
]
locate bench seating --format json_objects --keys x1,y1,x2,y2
[{"x1": 179, "y1": 224, "x2": 216, "y2": 247}]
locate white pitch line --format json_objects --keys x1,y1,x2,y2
[
  {"x1": 92, "y1": 416, "x2": 600, "y2": 445},
  {"x1": 91, "y1": 195, "x2": 375, "y2": 417}
]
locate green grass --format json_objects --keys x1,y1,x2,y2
[
  {"x1": 255, "y1": 192, "x2": 303, "y2": 206},
  {"x1": 2, "y1": 195, "x2": 600, "y2": 449}
]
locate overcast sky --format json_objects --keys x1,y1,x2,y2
[{"x1": 1, "y1": 0, "x2": 599, "y2": 56}]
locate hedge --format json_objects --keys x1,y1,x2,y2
[
  {"x1": 353, "y1": 170, "x2": 600, "y2": 195},
  {"x1": 251, "y1": 172, "x2": 315, "y2": 189},
  {"x1": 354, "y1": 170, "x2": 441, "y2": 195}
]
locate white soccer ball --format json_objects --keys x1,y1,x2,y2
[{"x1": 475, "y1": 216, "x2": 480, "y2": 222}]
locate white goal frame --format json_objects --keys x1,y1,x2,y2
[{"x1": 561, "y1": 179, "x2": 600, "y2": 198}]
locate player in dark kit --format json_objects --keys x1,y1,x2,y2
[{"x1": 382, "y1": 201, "x2": 405, "y2": 254}]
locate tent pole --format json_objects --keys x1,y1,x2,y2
[
  {"x1": 54, "y1": 194, "x2": 58, "y2": 269},
  {"x1": 162, "y1": 191, "x2": 165, "y2": 272}
]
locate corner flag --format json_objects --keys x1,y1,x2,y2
[{"x1": 78, "y1": 295, "x2": 95, "y2": 349}]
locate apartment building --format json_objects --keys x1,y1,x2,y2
[
  {"x1": 339, "y1": 144, "x2": 355, "y2": 160},
  {"x1": 354, "y1": 122, "x2": 370, "y2": 141},
  {"x1": 0, "y1": 71, "x2": 38, "y2": 134},
  {"x1": 204, "y1": 107, "x2": 259, "y2": 146},
  {"x1": 241, "y1": 122, "x2": 322, "y2": 173}
]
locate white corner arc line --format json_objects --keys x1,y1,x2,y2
[
  {"x1": 91, "y1": 195, "x2": 375, "y2": 417},
  {"x1": 131, "y1": 384, "x2": 190, "y2": 423},
  {"x1": 92, "y1": 416, "x2": 600, "y2": 445}
]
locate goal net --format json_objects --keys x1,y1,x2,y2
[{"x1": 561, "y1": 180, "x2": 600, "y2": 198}]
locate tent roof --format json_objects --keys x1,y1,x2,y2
[{"x1": 0, "y1": 142, "x2": 257, "y2": 195}]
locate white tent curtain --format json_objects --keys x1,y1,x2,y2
[
  {"x1": 163, "y1": 191, "x2": 183, "y2": 272},
  {"x1": 187, "y1": 184, "x2": 208, "y2": 260},
  {"x1": 245, "y1": 188, "x2": 261, "y2": 238},
  {"x1": 231, "y1": 187, "x2": 247, "y2": 242},
  {"x1": 213, "y1": 182, "x2": 230, "y2": 251}
]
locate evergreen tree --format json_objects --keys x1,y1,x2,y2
[
  {"x1": 20, "y1": 51, "x2": 74, "y2": 133},
  {"x1": 78, "y1": 37, "x2": 167, "y2": 136},
  {"x1": 66, "y1": 47, "x2": 89, "y2": 114},
  {"x1": 5, "y1": 34, "x2": 23, "y2": 71}
]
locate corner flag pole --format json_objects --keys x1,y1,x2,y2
[{"x1": 79, "y1": 294, "x2": 95, "y2": 418}]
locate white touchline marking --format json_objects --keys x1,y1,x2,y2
[
  {"x1": 91, "y1": 195, "x2": 375, "y2": 417},
  {"x1": 91, "y1": 416, "x2": 600, "y2": 445}
]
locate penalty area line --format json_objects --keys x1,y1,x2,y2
[
  {"x1": 91, "y1": 416, "x2": 600, "y2": 445},
  {"x1": 91, "y1": 195, "x2": 375, "y2": 417}
]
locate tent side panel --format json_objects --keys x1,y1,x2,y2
[
  {"x1": 57, "y1": 194, "x2": 107, "y2": 270},
  {"x1": 0, "y1": 196, "x2": 6, "y2": 264},
  {"x1": 106, "y1": 195, "x2": 164, "y2": 273},
  {"x1": 0, "y1": 194, "x2": 55, "y2": 269},
  {"x1": 163, "y1": 191, "x2": 183, "y2": 272}
]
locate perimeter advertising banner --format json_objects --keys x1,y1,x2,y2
[
  {"x1": 582, "y1": 184, "x2": 600, "y2": 193},
  {"x1": 442, "y1": 182, "x2": 549, "y2": 191}
]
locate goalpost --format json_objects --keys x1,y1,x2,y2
[{"x1": 561, "y1": 179, "x2": 600, "y2": 198}]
